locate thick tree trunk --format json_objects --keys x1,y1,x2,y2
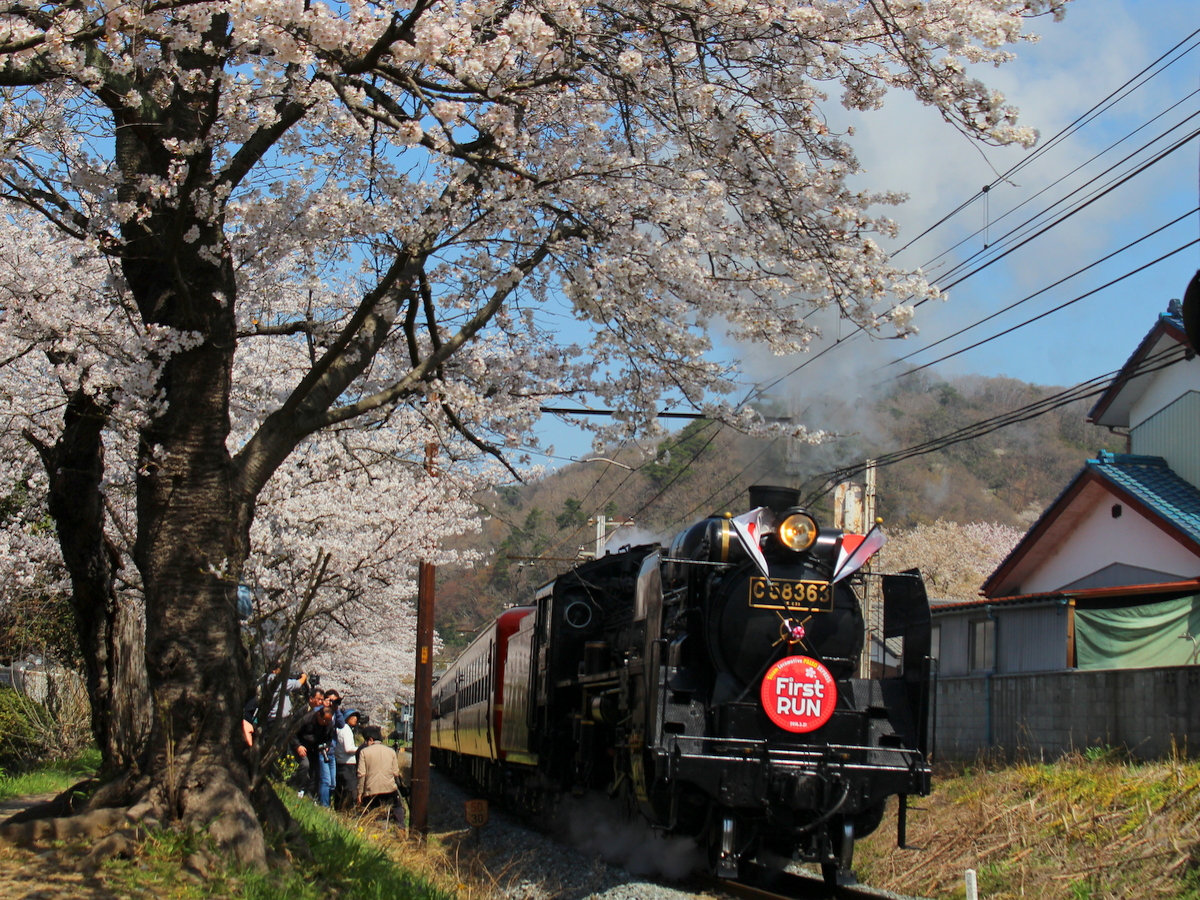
[
  {"x1": 53, "y1": 15, "x2": 287, "y2": 862},
  {"x1": 130, "y1": 328, "x2": 263, "y2": 864},
  {"x1": 113, "y1": 188, "x2": 268, "y2": 859},
  {"x1": 37, "y1": 389, "x2": 149, "y2": 770}
]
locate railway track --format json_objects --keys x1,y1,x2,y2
[{"x1": 711, "y1": 861, "x2": 929, "y2": 900}]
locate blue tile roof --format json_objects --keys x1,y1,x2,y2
[{"x1": 1089, "y1": 451, "x2": 1200, "y2": 547}]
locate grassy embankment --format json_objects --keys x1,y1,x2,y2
[
  {"x1": 0, "y1": 756, "x2": 470, "y2": 899},
  {"x1": 7, "y1": 750, "x2": 1200, "y2": 898},
  {"x1": 855, "y1": 750, "x2": 1200, "y2": 900}
]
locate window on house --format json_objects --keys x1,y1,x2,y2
[
  {"x1": 930, "y1": 624, "x2": 942, "y2": 666},
  {"x1": 969, "y1": 618, "x2": 995, "y2": 672}
]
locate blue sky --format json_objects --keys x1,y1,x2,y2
[{"x1": 532, "y1": 0, "x2": 1199, "y2": 469}]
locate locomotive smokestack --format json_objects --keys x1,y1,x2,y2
[{"x1": 748, "y1": 484, "x2": 801, "y2": 513}]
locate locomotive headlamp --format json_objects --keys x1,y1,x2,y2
[{"x1": 777, "y1": 511, "x2": 818, "y2": 552}]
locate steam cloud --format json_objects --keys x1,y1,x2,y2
[{"x1": 559, "y1": 793, "x2": 704, "y2": 880}]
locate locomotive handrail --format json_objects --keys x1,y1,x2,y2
[{"x1": 663, "y1": 733, "x2": 929, "y2": 774}]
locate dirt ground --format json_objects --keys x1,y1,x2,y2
[{"x1": 0, "y1": 794, "x2": 120, "y2": 900}]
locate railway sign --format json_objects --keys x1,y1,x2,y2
[
  {"x1": 761, "y1": 655, "x2": 837, "y2": 733},
  {"x1": 464, "y1": 798, "x2": 489, "y2": 828}
]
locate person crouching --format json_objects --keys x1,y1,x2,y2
[{"x1": 356, "y1": 725, "x2": 404, "y2": 826}]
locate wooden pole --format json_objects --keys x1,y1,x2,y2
[{"x1": 409, "y1": 442, "x2": 437, "y2": 835}]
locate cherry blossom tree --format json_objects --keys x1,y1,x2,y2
[
  {"x1": 238, "y1": 425, "x2": 478, "y2": 727},
  {"x1": 880, "y1": 519, "x2": 1026, "y2": 600},
  {"x1": 0, "y1": 0, "x2": 1065, "y2": 863}
]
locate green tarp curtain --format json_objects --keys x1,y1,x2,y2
[{"x1": 1075, "y1": 594, "x2": 1200, "y2": 669}]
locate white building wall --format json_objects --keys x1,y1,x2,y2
[
  {"x1": 1129, "y1": 358, "x2": 1200, "y2": 431},
  {"x1": 1131, "y1": 392, "x2": 1200, "y2": 490},
  {"x1": 1020, "y1": 498, "x2": 1200, "y2": 594}
]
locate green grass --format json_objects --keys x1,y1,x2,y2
[
  {"x1": 0, "y1": 746, "x2": 100, "y2": 800},
  {"x1": 4, "y1": 750, "x2": 452, "y2": 899},
  {"x1": 244, "y1": 792, "x2": 454, "y2": 900},
  {"x1": 96, "y1": 788, "x2": 454, "y2": 899}
]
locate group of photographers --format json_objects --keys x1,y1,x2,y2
[{"x1": 243, "y1": 666, "x2": 409, "y2": 822}]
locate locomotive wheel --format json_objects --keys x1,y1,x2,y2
[{"x1": 821, "y1": 818, "x2": 856, "y2": 889}]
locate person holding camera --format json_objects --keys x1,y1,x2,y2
[{"x1": 295, "y1": 703, "x2": 337, "y2": 804}]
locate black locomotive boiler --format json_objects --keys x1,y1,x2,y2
[{"x1": 431, "y1": 484, "x2": 933, "y2": 887}]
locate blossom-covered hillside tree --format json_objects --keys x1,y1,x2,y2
[
  {"x1": 239, "y1": 424, "x2": 478, "y2": 728},
  {"x1": 0, "y1": 0, "x2": 1064, "y2": 863},
  {"x1": 881, "y1": 520, "x2": 1026, "y2": 600}
]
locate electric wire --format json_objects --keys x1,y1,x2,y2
[
  {"x1": 538, "y1": 418, "x2": 725, "y2": 563},
  {"x1": 894, "y1": 236, "x2": 1200, "y2": 378},
  {"x1": 747, "y1": 129, "x2": 1199, "y2": 404},
  {"x1": 739, "y1": 37, "x2": 1200, "y2": 405},
  {"x1": 800, "y1": 342, "x2": 1190, "y2": 507},
  {"x1": 929, "y1": 118, "x2": 1200, "y2": 293},
  {"x1": 920, "y1": 91, "x2": 1200, "y2": 281},
  {"x1": 892, "y1": 27, "x2": 1200, "y2": 258},
  {"x1": 889, "y1": 206, "x2": 1200, "y2": 368}
]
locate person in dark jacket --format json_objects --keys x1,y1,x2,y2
[{"x1": 295, "y1": 705, "x2": 337, "y2": 804}]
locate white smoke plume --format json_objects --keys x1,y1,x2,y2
[{"x1": 603, "y1": 525, "x2": 668, "y2": 553}]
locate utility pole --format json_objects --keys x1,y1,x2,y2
[
  {"x1": 860, "y1": 460, "x2": 877, "y2": 678},
  {"x1": 409, "y1": 441, "x2": 437, "y2": 835},
  {"x1": 581, "y1": 514, "x2": 634, "y2": 559},
  {"x1": 594, "y1": 514, "x2": 609, "y2": 558},
  {"x1": 836, "y1": 462, "x2": 877, "y2": 678}
]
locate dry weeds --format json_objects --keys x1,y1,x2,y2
[
  {"x1": 337, "y1": 807, "x2": 530, "y2": 899},
  {"x1": 855, "y1": 751, "x2": 1200, "y2": 899}
]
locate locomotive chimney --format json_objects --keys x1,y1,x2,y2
[{"x1": 748, "y1": 484, "x2": 801, "y2": 513}]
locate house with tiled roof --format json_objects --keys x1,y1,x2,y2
[
  {"x1": 931, "y1": 302, "x2": 1200, "y2": 759},
  {"x1": 934, "y1": 303, "x2": 1200, "y2": 676}
]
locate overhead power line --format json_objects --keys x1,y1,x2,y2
[
  {"x1": 892, "y1": 27, "x2": 1200, "y2": 258},
  {"x1": 889, "y1": 207, "x2": 1200, "y2": 369},
  {"x1": 908, "y1": 123, "x2": 1200, "y2": 311},
  {"x1": 801, "y1": 343, "x2": 1190, "y2": 507},
  {"x1": 923, "y1": 97, "x2": 1200, "y2": 283},
  {"x1": 736, "y1": 34, "x2": 1200, "y2": 408},
  {"x1": 893, "y1": 236, "x2": 1200, "y2": 378}
]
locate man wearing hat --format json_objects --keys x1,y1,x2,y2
[
  {"x1": 333, "y1": 708, "x2": 360, "y2": 810},
  {"x1": 357, "y1": 725, "x2": 405, "y2": 825}
]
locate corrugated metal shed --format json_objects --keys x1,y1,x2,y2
[
  {"x1": 932, "y1": 599, "x2": 1069, "y2": 676},
  {"x1": 933, "y1": 580, "x2": 1200, "y2": 675}
]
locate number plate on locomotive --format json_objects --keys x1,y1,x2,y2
[{"x1": 748, "y1": 577, "x2": 832, "y2": 612}]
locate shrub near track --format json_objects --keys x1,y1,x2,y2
[{"x1": 855, "y1": 751, "x2": 1200, "y2": 900}]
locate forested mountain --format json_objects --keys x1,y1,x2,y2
[{"x1": 435, "y1": 373, "x2": 1124, "y2": 653}]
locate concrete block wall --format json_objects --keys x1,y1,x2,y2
[{"x1": 934, "y1": 667, "x2": 1200, "y2": 762}]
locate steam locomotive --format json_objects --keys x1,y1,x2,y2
[{"x1": 431, "y1": 485, "x2": 933, "y2": 887}]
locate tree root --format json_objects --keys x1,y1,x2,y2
[
  {"x1": 0, "y1": 764, "x2": 273, "y2": 873},
  {"x1": 0, "y1": 777, "x2": 98, "y2": 826},
  {"x1": 0, "y1": 806, "x2": 132, "y2": 847}
]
